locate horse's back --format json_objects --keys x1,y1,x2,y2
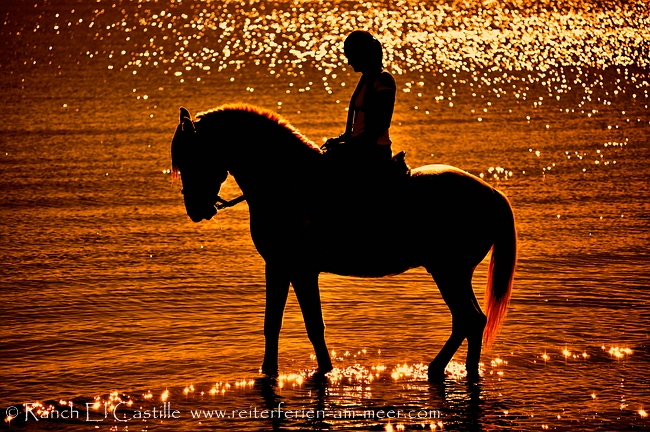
[
  {"x1": 405, "y1": 163, "x2": 496, "y2": 212},
  {"x1": 412, "y1": 164, "x2": 466, "y2": 175},
  {"x1": 408, "y1": 164, "x2": 501, "y2": 263},
  {"x1": 411, "y1": 164, "x2": 493, "y2": 194}
]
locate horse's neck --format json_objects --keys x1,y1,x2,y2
[{"x1": 226, "y1": 130, "x2": 319, "y2": 208}]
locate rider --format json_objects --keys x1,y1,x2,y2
[{"x1": 323, "y1": 31, "x2": 396, "y2": 167}]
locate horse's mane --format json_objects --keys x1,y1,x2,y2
[{"x1": 195, "y1": 103, "x2": 321, "y2": 153}]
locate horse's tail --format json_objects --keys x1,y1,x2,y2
[{"x1": 483, "y1": 189, "x2": 517, "y2": 350}]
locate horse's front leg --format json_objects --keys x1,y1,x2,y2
[
  {"x1": 291, "y1": 271, "x2": 333, "y2": 373},
  {"x1": 262, "y1": 263, "x2": 290, "y2": 376}
]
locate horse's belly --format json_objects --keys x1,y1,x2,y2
[
  {"x1": 318, "y1": 225, "x2": 418, "y2": 277},
  {"x1": 320, "y1": 255, "x2": 415, "y2": 278}
]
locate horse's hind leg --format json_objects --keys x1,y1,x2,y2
[
  {"x1": 429, "y1": 269, "x2": 487, "y2": 382},
  {"x1": 465, "y1": 293, "x2": 487, "y2": 381}
]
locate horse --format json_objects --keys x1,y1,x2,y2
[{"x1": 170, "y1": 104, "x2": 517, "y2": 381}]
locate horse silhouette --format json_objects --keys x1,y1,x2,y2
[{"x1": 171, "y1": 104, "x2": 517, "y2": 381}]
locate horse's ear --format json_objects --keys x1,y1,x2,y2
[
  {"x1": 182, "y1": 117, "x2": 196, "y2": 134},
  {"x1": 179, "y1": 106, "x2": 191, "y2": 122}
]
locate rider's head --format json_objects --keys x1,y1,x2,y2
[{"x1": 344, "y1": 31, "x2": 383, "y2": 74}]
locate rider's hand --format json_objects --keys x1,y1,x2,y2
[{"x1": 322, "y1": 134, "x2": 345, "y2": 152}]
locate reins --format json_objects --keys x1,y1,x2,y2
[{"x1": 215, "y1": 195, "x2": 247, "y2": 211}]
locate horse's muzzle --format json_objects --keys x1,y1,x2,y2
[{"x1": 187, "y1": 204, "x2": 217, "y2": 222}]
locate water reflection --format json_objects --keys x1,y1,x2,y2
[
  {"x1": 69, "y1": 0, "x2": 650, "y2": 77},
  {"x1": 4, "y1": 341, "x2": 649, "y2": 430}
]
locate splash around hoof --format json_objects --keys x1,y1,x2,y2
[
  {"x1": 317, "y1": 359, "x2": 334, "y2": 375},
  {"x1": 428, "y1": 360, "x2": 482, "y2": 382},
  {"x1": 427, "y1": 356, "x2": 449, "y2": 382}
]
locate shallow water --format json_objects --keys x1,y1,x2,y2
[{"x1": 1, "y1": 0, "x2": 649, "y2": 430}]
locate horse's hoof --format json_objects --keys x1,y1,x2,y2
[
  {"x1": 466, "y1": 370, "x2": 480, "y2": 383},
  {"x1": 317, "y1": 361, "x2": 333, "y2": 375},
  {"x1": 427, "y1": 368, "x2": 445, "y2": 383},
  {"x1": 261, "y1": 362, "x2": 279, "y2": 377}
]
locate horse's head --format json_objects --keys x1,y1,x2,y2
[{"x1": 171, "y1": 107, "x2": 228, "y2": 222}]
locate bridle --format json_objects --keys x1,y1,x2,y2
[
  {"x1": 180, "y1": 188, "x2": 246, "y2": 212},
  {"x1": 215, "y1": 195, "x2": 247, "y2": 211}
]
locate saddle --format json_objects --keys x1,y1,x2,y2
[
  {"x1": 321, "y1": 140, "x2": 411, "y2": 180},
  {"x1": 319, "y1": 147, "x2": 411, "y2": 217}
]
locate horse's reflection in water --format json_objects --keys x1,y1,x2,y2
[
  {"x1": 429, "y1": 381, "x2": 486, "y2": 431},
  {"x1": 254, "y1": 375, "x2": 327, "y2": 430},
  {"x1": 253, "y1": 373, "x2": 489, "y2": 430},
  {"x1": 255, "y1": 377, "x2": 284, "y2": 430},
  {"x1": 171, "y1": 105, "x2": 517, "y2": 382}
]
